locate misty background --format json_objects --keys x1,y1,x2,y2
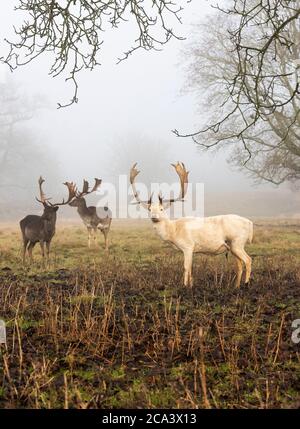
[{"x1": 0, "y1": 1, "x2": 299, "y2": 220}]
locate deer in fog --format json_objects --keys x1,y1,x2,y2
[
  {"x1": 130, "y1": 162, "x2": 253, "y2": 288},
  {"x1": 68, "y1": 179, "x2": 112, "y2": 250},
  {"x1": 20, "y1": 177, "x2": 76, "y2": 264}
]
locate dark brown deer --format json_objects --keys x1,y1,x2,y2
[
  {"x1": 68, "y1": 178, "x2": 112, "y2": 250},
  {"x1": 20, "y1": 177, "x2": 76, "y2": 264}
]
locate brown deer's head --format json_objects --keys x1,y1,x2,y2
[
  {"x1": 36, "y1": 176, "x2": 77, "y2": 220},
  {"x1": 68, "y1": 178, "x2": 102, "y2": 206}
]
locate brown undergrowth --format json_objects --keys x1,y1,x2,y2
[{"x1": 0, "y1": 220, "x2": 299, "y2": 408}]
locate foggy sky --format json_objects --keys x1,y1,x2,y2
[{"x1": 0, "y1": 1, "x2": 299, "y2": 218}]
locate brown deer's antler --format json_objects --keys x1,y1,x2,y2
[
  {"x1": 130, "y1": 163, "x2": 152, "y2": 208},
  {"x1": 36, "y1": 176, "x2": 51, "y2": 206},
  {"x1": 54, "y1": 181, "x2": 77, "y2": 206},
  {"x1": 36, "y1": 177, "x2": 78, "y2": 207},
  {"x1": 75, "y1": 178, "x2": 102, "y2": 198},
  {"x1": 90, "y1": 178, "x2": 102, "y2": 193}
]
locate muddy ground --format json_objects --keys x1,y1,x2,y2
[{"x1": 0, "y1": 220, "x2": 299, "y2": 408}]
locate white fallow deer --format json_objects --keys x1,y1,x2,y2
[{"x1": 130, "y1": 162, "x2": 253, "y2": 288}]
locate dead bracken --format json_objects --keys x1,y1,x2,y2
[{"x1": 0, "y1": 220, "x2": 299, "y2": 408}]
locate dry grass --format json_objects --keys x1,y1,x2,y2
[{"x1": 0, "y1": 219, "x2": 300, "y2": 408}]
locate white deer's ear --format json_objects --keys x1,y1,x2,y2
[{"x1": 54, "y1": 206, "x2": 59, "y2": 212}]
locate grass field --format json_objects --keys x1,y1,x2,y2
[{"x1": 0, "y1": 219, "x2": 300, "y2": 408}]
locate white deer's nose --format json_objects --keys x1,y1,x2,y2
[{"x1": 151, "y1": 214, "x2": 160, "y2": 222}]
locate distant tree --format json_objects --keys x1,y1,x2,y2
[
  {"x1": 177, "y1": 1, "x2": 300, "y2": 185},
  {"x1": 107, "y1": 133, "x2": 173, "y2": 184},
  {"x1": 103, "y1": 134, "x2": 173, "y2": 214},
  {"x1": 2, "y1": 0, "x2": 188, "y2": 107},
  {"x1": 0, "y1": 78, "x2": 58, "y2": 216}
]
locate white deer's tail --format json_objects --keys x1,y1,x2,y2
[{"x1": 248, "y1": 220, "x2": 253, "y2": 244}]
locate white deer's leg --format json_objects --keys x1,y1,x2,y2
[
  {"x1": 241, "y1": 250, "x2": 252, "y2": 285},
  {"x1": 231, "y1": 244, "x2": 251, "y2": 286},
  {"x1": 232, "y1": 255, "x2": 243, "y2": 288},
  {"x1": 183, "y1": 250, "x2": 193, "y2": 287},
  {"x1": 245, "y1": 255, "x2": 252, "y2": 284}
]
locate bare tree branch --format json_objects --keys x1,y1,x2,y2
[
  {"x1": 1, "y1": 0, "x2": 188, "y2": 107},
  {"x1": 178, "y1": 0, "x2": 300, "y2": 185}
]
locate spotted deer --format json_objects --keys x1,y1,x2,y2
[
  {"x1": 20, "y1": 177, "x2": 76, "y2": 264},
  {"x1": 68, "y1": 179, "x2": 112, "y2": 250},
  {"x1": 130, "y1": 162, "x2": 253, "y2": 288}
]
